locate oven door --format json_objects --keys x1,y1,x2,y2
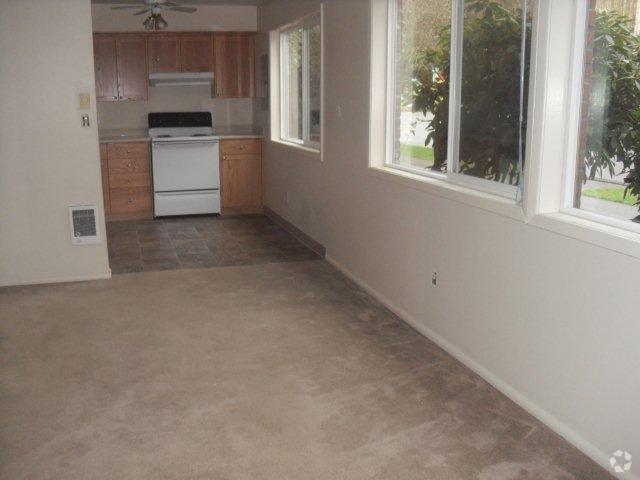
[{"x1": 152, "y1": 140, "x2": 220, "y2": 192}]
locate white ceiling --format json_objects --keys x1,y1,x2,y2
[{"x1": 91, "y1": 0, "x2": 258, "y2": 5}]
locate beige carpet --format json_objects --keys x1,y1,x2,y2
[{"x1": 0, "y1": 261, "x2": 613, "y2": 479}]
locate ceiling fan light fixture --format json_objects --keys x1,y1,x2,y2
[
  {"x1": 143, "y1": 15, "x2": 154, "y2": 30},
  {"x1": 155, "y1": 14, "x2": 168, "y2": 30},
  {"x1": 143, "y1": 12, "x2": 168, "y2": 31}
]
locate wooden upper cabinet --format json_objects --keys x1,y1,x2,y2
[
  {"x1": 116, "y1": 36, "x2": 148, "y2": 101},
  {"x1": 180, "y1": 34, "x2": 214, "y2": 72},
  {"x1": 237, "y1": 34, "x2": 255, "y2": 98},
  {"x1": 214, "y1": 33, "x2": 255, "y2": 98},
  {"x1": 93, "y1": 35, "x2": 119, "y2": 101},
  {"x1": 147, "y1": 35, "x2": 181, "y2": 73}
]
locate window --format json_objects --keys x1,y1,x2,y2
[
  {"x1": 386, "y1": 0, "x2": 532, "y2": 198},
  {"x1": 570, "y1": 0, "x2": 640, "y2": 225},
  {"x1": 279, "y1": 13, "x2": 321, "y2": 150}
]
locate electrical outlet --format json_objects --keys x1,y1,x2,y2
[{"x1": 431, "y1": 271, "x2": 437, "y2": 287}]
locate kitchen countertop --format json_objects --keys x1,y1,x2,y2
[
  {"x1": 99, "y1": 126, "x2": 263, "y2": 143},
  {"x1": 99, "y1": 129, "x2": 150, "y2": 143}
]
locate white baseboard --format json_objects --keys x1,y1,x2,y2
[
  {"x1": 325, "y1": 254, "x2": 633, "y2": 480},
  {"x1": 0, "y1": 271, "x2": 112, "y2": 288}
]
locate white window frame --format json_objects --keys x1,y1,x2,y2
[
  {"x1": 558, "y1": 1, "x2": 640, "y2": 236},
  {"x1": 371, "y1": 0, "x2": 640, "y2": 259},
  {"x1": 277, "y1": 13, "x2": 322, "y2": 152},
  {"x1": 383, "y1": 0, "x2": 529, "y2": 200}
]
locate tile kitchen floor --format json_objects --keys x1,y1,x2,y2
[{"x1": 106, "y1": 215, "x2": 321, "y2": 274}]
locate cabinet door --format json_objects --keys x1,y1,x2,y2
[
  {"x1": 93, "y1": 35, "x2": 119, "y2": 102},
  {"x1": 100, "y1": 144, "x2": 110, "y2": 215},
  {"x1": 214, "y1": 33, "x2": 255, "y2": 98},
  {"x1": 221, "y1": 154, "x2": 262, "y2": 209},
  {"x1": 148, "y1": 35, "x2": 181, "y2": 73},
  {"x1": 180, "y1": 34, "x2": 213, "y2": 72},
  {"x1": 116, "y1": 36, "x2": 148, "y2": 101},
  {"x1": 237, "y1": 34, "x2": 255, "y2": 98}
]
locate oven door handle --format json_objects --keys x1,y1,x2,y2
[{"x1": 152, "y1": 140, "x2": 219, "y2": 146}]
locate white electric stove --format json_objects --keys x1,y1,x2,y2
[{"x1": 149, "y1": 112, "x2": 220, "y2": 217}]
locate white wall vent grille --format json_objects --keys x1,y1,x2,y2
[{"x1": 68, "y1": 205, "x2": 100, "y2": 245}]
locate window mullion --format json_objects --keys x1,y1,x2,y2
[
  {"x1": 302, "y1": 27, "x2": 311, "y2": 144},
  {"x1": 280, "y1": 33, "x2": 289, "y2": 141},
  {"x1": 447, "y1": 0, "x2": 464, "y2": 176}
]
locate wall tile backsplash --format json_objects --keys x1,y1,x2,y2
[{"x1": 97, "y1": 85, "x2": 254, "y2": 129}]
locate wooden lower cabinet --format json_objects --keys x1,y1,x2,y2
[
  {"x1": 101, "y1": 141, "x2": 153, "y2": 220},
  {"x1": 110, "y1": 187, "x2": 152, "y2": 213},
  {"x1": 220, "y1": 139, "x2": 262, "y2": 214}
]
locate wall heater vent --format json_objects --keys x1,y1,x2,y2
[{"x1": 68, "y1": 205, "x2": 100, "y2": 245}]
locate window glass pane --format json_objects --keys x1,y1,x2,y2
[
  {"x1": 575, "y1": 0, "x2": 640, "y2": 223},
  {"x1": 308, "y1": 23, "x2": 321, "y2": 144},
  {"x1": 392, "y1": 0, "x2": 452, "y2": 173},
  {"x1": 457, "y1": 0, "x2": 532, "y2": 186},
  {"x1": 282, "y1": 28, "x2": 303, "y2": 141}
]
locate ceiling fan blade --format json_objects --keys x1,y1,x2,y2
[
  {"x1": 133, "y1": 8, "x2": 150, "y2": 15},
  {"x1": 162, "y1": 1, "x2": 181, "y2": 6},
  {"x1": 166, "y1": 6, "x2": 198, "y2": 13},
  {"x1": 110, "y1": 5, "x2": 145, "y2": 10}
]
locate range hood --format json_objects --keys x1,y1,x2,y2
[{"x1": 149, "y1": 72, "x2": 214, "y2": 87}]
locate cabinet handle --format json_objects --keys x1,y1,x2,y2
[
  {"x1": 156, "y1": 56, "x2": 160, "y2": 62},
  {"x1": 239, "y1": 145, "x2": 245, "y2": 150},
  {"x1": 128, "y1": 198, "x2": 134, "y2": 204}
]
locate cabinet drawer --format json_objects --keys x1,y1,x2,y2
[
  {"x1": 109, "y1": 156, "x2": 149, "y2": 174},
  {"x1": 107, "y1": 142, "x2": 149, "y2": 159},
  {"x1": 220, "y1": 139, "x2": 261, "y2": 156},
  {"x1": 110, "y1": 187, "x2": 152, "y2": 213},
  {"x1": 109, "y1": 172, "x2": 150, "y2": 188}
]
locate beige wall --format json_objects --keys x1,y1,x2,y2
[
  {"x1": 92, "y1": 4, "x2": 257, "y2": 32},
  {"x1": 97, "y1": 87, "x2": 254, "y2": 130},
  {"x1": 257, "y1": 0, "x2": 640, "y2": 475},
  {"x1": 0, "y1": 0, "x2": 110, "y2": 286}
]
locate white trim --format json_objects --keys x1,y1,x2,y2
[
  {"x1": 369, "y1": 0, "x2": 389, "y2": 170},
  {"x1": 561, "y1": 0, "x2": 589, "y2": 212},
  {"x1": 384, "y1": 0, "x2": 397, "y2": 167},
  {"x1": 531, "y1": 211, "x2": 640, "y2": 259},
  {"x1": 270, "y1": 138, "x2": 321, "y2": 156},
  {"x1": 319, "y1": 3, "x2": 325, "y2": 161},
  {"x1": 275, "y1": 10, "x2": 322, "y2": 154},
  {"x1": 325, "y1": 253, "x2": 636, "y2": 480},
  {"x1": 0, "y1": 271, "x2": 112, "y2": 288},
  {"x1": 368, "y1": 165, "x2": 525, "y2": 221}
]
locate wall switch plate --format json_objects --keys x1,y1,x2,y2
[
  {"x1": 431, "y1": 271, "x2": 437, "y2": 287},
  {"x1": 78, "y1": 92, "x2": 91, "y2": 110}
]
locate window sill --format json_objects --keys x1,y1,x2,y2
[
  {"x1": 367, "y1": 165, "x2": 525, "y2": 221},
  {"x1": 529, "y1": 211, "x2": 640, "y2": 260},
  {"x1": 269, "y1": 138, "x2": 322, "y2": 160}
]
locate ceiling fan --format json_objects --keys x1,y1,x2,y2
[{"x1": 111, "y1": 0, "x2": 197, "y2": 31}]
